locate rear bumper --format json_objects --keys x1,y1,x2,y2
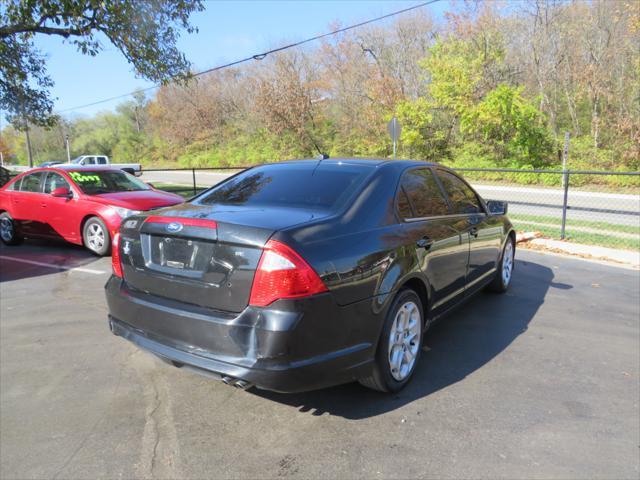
[{"x1": 105, "y1": 276, "x2": 381, "y2": 392}]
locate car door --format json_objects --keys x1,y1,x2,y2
[
  {"x1": 398, "y1": 167, "x2": 469, "y2": 316},
  {"x1": 434, "y1": 169, "x2": 503, "y2": 295},
  {"x1": 10, "y1": 171, "x2": 47, "y2": 236},
  {"x1": 40, "y1": 171, "x2": 81, "y2": 242}
]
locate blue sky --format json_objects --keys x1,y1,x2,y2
[{"x1": 35, "y1": 1, "x2": 449, "y2": 117}]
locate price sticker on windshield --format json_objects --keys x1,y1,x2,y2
[{"x1": 69, "y1": 171, "x2": 101, "y2": 183}]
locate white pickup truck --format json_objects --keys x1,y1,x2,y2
[{"x1": 70, "y1": 155, "x2": 142, "y2": 176}]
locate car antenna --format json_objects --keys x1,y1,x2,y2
[{"x1": 312, "y1": 153, "x2": 329, "y2": 176}]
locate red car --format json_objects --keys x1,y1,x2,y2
[{"x1": 0, "y1": 166, "x2": 184, "y2": 255}]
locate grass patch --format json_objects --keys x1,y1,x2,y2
[
  {"x1": 510, "y1": 213, "x2": 640, "y2": 235},
  {"x1": 511, "y1": 222, "x2": 639, "y2": 250},
  {"x1": 153, "y1": 183, "x2": 207, "y2": 199}
]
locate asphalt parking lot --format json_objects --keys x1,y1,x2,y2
[{"x1": 1, "y1": 241, "x2": 638, "y2": 479}]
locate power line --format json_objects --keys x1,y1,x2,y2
[{"x1": 58, "y1": 0, "x2": 441, "y2": 113}]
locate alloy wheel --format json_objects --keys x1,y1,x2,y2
[
  {"x1": 502, "y1": 241, "x2": 514, "y2": 286},
  {"x1": 388, "y1": 301, "x2": 421, "y2": 381},
  {"x1": 87, "y1": 223, "x2": 105, "y2": 252},
  {"x1": 0, "y1": 217, "x2": 14, "y2": 242}
]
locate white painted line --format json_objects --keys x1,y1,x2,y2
[{"x1": 0, "y1": 256, "x2": 107, "y2": 275}]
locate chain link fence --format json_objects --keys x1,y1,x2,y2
[
  {"x1": 4, "y1": 164, "x2": 639, "y2": 250},
  {"x1": 140, "y1": 166, "x2": 640, "y2": 250},
  {"x1": 452, "y1": 168, "x2": 640, "y2": 250}
]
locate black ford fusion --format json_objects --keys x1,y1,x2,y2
[{"x1": 106, "y1": 159, "x2": 515, "y2": 393}]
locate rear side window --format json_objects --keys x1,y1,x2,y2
[
  {"x1": 196, "y1": 165, "x2": 371, "y2": 211},
  {"x1": 19, "y1": 172, "x2": 44, "y2": 193},
  {"x1": 397, "y1": 189, "x2": 413, "y2": 218},
  {"x1": 7, "y1": 178, "x2": 20, "y2": 190},
  {"x1": 97, "y1": 157, "x2": 107, "y2": 164},
  {"x1": 44, "y1": 172, "x2": 71, "y2": 194},
  {"x1": 399, "y1": 168, "x2": 450, "y2": 218},
  {"x1": 435, "y1": 170, "x2": 482, "y2": 214}
]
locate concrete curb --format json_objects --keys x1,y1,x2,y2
[{"x1": 516, "y1": 232, "x2": 640, "y2": 269}]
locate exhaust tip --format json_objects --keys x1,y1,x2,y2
[{"x1": 221, "y1": 375, "x2": 253, "y2": 390}]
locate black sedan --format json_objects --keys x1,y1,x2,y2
[{"x1": 106, "y1": 159, "x2": 515, "y2": 393}]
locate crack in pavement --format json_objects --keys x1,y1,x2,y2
[{"x1": 133, "y1": 353, "x2": 182, "y2": 480}]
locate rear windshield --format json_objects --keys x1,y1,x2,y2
[
  {"x1": 195, "y1": 163, "x2": 371, "y2": 211},
  {"x1": 68, "y1": 170, "x2": 150, "y2": 195}
]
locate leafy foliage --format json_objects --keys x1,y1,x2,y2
[
  {"x1": 1, "y1": 1, "x2": 637, "y2": 185},
  {"x1": 0, "y1": 0, "x2": 203, "y2": 126}
]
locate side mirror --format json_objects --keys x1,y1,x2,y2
[
  {"x1": 51, "y1": 187, "x2": 72, "y2": 198},
  {"x1": 486, "y1": 200, "x2": 508, "y2": 215}
]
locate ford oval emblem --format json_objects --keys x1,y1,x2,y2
[{"x1": 166, "y1": 222, "x2": 183, "y2": 233}]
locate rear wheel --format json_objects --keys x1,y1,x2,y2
[
  {"x1": 0, "y1": 212, "x2": 23, "y2": 246},
  {"x1": 359, "y1": 289, "x2": 424, "y2": 392},
  {"x1": 83, "y1": 217, "x2": 110, "y2": 256},
  {"x1": 487, "y1": 237, "x2": 514, "y2": 293}
]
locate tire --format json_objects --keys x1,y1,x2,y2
[
  {"x1": 487, "y1": 236, "x2": 515, "y2": 293},
  {"x1": 83, "y1": 217, "x2": 111, "y2": 256},
  {"x1": 0, "y1": 212, "x2": 24, "y2": 246},
  {"x1": 359, "y1": 289, "x2": 424, "y2": 392}
]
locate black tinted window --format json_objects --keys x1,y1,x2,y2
[
  {"x1": 397, "y1": 188, "x2": 413, "y2": 218},
  {"x1": 44, "y1": 172, "x2": 70, "y2": 194},
  {"x1": 20, "y1": 172, "x2": 44, "y2": 192},
  {"x1": 399, "y1": 169, "x2": 449, "y2": 218},
  {"x1": 197, "y1": 165, "x2": 370, "y2": 210},
  {"x1": 436, "y1": 170, "x2": 482, "y2": 214}
]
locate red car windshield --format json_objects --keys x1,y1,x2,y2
[{"x1": 67, "y1": 170, "x2": 150, "y2": 195}]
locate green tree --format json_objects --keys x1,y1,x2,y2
[
  {"x1": 461, "y1": 84, "x2": 552, "y2": 166},
  {"x1": 0, "y1": 0, "x2": 203, "y2": 127}
]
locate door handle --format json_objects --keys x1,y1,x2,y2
[
  {"x1": 469, "y1": 227, "x2": 479, "y2": 238},
  {"x1": 41, "y1": 202, "x2": 47, "y2": 208},
  {"x1": 416, "y1": 236, "x2": 434, "y2": 249}
]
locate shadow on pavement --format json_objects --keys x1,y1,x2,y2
[
  {"x1": 0, "y1": 238, "x2": 103, "y2": 282},
  {"x1": 252, "y1": 258, "x2": 567, "y2": 419}
]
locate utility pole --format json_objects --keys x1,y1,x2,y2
[{"x1": 25, "y1": 124, "x2": 33, "y2": 168}]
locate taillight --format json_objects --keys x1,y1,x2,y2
[
  {"x1": 249, "y1": 239, "x2": 327, "y2": 307},
  {"x1": 112, "y1": 232, "x2": 123, "y2": 278}
]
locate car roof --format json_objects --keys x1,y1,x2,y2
[
  {"x1": 54, "y1": 165, "x2": 115, "y2": 172},
  {"x1": 266, "y1": 157, "x2": 440, "y2": 168}
]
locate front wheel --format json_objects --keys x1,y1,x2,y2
[
  {"x1": 0, "y1": 212, "x2": 24, "y2": 246},
  {"x1": 83, "y1": 217, "x2": 111, "y2": 256},
  {"x1": 487, "y1": 236, "x2": 515, "y2": 293},
  {"x1": 359, "y1": 289, "x2": 424, "y2": 392}
]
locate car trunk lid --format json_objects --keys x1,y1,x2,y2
[{"x1": 118, "y1": 204, "x2": 329, "y2": 312}]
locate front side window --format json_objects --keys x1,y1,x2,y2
[
  {"x1": 44, "y1": 172, "x2": 71, "y2": 194},
  {"x1": 19, "y1": 172, "x2": 44, "y2": 193},
  {"x1": 67, "y1": 170, "x2": 149, "y2": 195},
  {"x1": 398, "y1": 168, "x2": 450, "y2": 218},
  {"x1": 435, "y1": 170, "x2": 482, "y2": 215}
]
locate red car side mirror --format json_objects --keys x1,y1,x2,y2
[{"x1": 51, "y1": 187, "x2": 72, "y2": 198}]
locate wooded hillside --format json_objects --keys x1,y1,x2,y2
[{"x1": 2, "y1": 1, "x2": 638, "y2": 174}]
